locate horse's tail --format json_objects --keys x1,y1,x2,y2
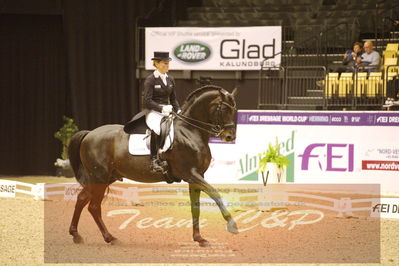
[{"x1": 68, "y1": 130, "x2": 90, "y2": 185}]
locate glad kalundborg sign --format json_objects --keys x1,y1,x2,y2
[{"x1": 145, "y1": 27, "x2": 281, "y2": 70}]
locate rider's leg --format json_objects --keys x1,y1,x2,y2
[{"x1": 150, "y1": 130, "x2": 164, "y2": 172}]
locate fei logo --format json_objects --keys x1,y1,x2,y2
[{"x1": 298, "y1": 143, "x2": 354, "y2": 172}]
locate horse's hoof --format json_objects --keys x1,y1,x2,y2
[
  {"x1": 227, "y1": 219, "x2": 239, "y2": 234},
  {"x1": 105, "y1": 235, "x2": 118, "y2": 244},
  {"x1": 72, "y1": 234, "x2": 84, "y2": 244},
  {"x1": 198, "y1": 240, "x2": 210, "y2": 247},
  {"x1": 194, "y1": 237, "x2": 210, "y2": 247},
  {"x1": 109, "y1": 238, "x2": 120, "y2": 245}
]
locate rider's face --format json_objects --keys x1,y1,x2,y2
[{"x1": 155, "y1": 60, "x2": 170, "y2": 74}]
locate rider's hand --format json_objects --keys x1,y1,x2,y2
[{"x1": 161, "y1": 105, "x2": 173, "y2": 115}]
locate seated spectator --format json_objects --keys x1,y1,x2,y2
[
  {"x1": 316, "y1": 42, "x2": 363, "y2": 87},
  {"x1": 356, "y1": 41, "x2": 381, "y2": 73},
  {"x1": 336, "y1": 42, "x2": 363, "y2": 75}
]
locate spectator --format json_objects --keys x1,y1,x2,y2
[
  {"x1": 356, "y1": 40, "x2": 381, "y2": 73},
  {"x1": 316, "y1": 42, "x2": 363, "y2": 87},
  {"x1": 336, "y1": 41, "x2": 363, "y2": 75}
]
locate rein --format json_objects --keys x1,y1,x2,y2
[{"x1": 174, "y1": 100, "x2": 237, "y2": 137}]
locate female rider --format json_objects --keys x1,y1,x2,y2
[{"x1": 124, "y1": 51, "x2": 180, "y2": 172}]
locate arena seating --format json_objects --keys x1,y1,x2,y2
[
  {"x1": 367, "y1": 72, "x2": 383, "y2": 97},
  {"x1": 179, "y1": 0, "x2": 374, "y2": 60},
  {"x1": 355, "y1": 72, "x2": 368, "y2": 97},
  {"x1": 323, "y1": 43, "x2": 398, "y2": 101},
  {"x1": 325, "y1": 72, "x2": 339, "y2": 98},
  {"x1": 311, "y1": 4, "x2": 396, "y2": 108},
  {"x1": 323, "y1": 72, "x2": 384, "y2": 99},
  {"x1": 338, "y1": 72, "x2": 353, "y2": 97},
  {"x1": 385, "y1": 43, "x2": 399, "y2": 52},
  {"x1": 384, "y1": 58, "x2": 398, "y2": 74},
  {"x1": 176, "y1": 0, "x2": 399, "y2": 110}
]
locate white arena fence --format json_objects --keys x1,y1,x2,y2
[{"x1": 0, "y1": 179, "x2": 388, "y2": 218}]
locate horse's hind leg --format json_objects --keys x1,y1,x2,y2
[
  {"x1": 69, "y1": 186, "x2": 90, "y2": 243},
  {"x1": 87, "y1": 184, "x2": 117, "y2": 244}
]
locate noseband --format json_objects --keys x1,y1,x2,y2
[{"x1": 175, "y1": 99, "x2": 237, "y2": 137}]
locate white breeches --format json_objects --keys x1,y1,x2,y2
[{"x1": 145, "y1": 110, "x2": 168, "y2": 135}]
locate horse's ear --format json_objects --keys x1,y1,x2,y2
[{"x1": 231, "y1": 87, "x2": 238, "y2": 99}]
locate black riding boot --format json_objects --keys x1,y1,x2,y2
[{"x1": 150, "y1": 131, "x2": 164, "y2": 173}]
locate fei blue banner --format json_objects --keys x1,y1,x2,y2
[{"x1": 237, "y1": 111, "x2": 399, "y2": 126}]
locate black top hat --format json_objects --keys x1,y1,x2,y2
[{"x1": 151, "y1": 51, "x2": 172, "y2": 61}]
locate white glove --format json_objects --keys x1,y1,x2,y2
[
  {"x1": 161, "y1": 105, "x2": 173, "y2": 115},
  {"x1": 177, "y1": 109, "x2": 182, "y2": 114}
]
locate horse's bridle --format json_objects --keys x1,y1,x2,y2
[{"x1": 174, "y1": 99, "x2": 237, "y2": 137}]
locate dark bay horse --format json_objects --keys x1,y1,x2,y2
[{"x1": 68, "y1": 85, "x2": 239, "y2": 247}]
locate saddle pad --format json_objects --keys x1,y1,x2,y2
[
  {"x1": 128, "y1": 121, "x2": 174, "y2": 155},
  {"x1": 128, "y1": 134, "x2": 150, "y2": 155}
]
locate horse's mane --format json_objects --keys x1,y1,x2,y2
[{"x1": 182, "y1": 85, "x2": 225, "y2": 110}]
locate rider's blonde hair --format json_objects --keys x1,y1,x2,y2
[{"x1": 153, "y1": 60, "x2": 160, "y2": 67}]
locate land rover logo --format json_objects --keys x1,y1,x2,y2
[{"x1": 174, "y1": 42, "x2": 211, "y2": 63}]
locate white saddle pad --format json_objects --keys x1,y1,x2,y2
[{"x1": 128, "y1": 121, "x2": 174, "y2": 155}]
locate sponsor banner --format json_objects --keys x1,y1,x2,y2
[
  {"x1": 371, "y1": 198, "x2": 399, "y2": 218},
  {"x1": 145, "y1": 27, "x2": 281, "y2": 70},
  {"x1": 238, "y1": 111, "x2": 399, "y2": 126},
  {"x1": 0, "y1": 180, "x2": 16, "y2": 198},
  {"x1": 205, "y1": 142, "x2": 237, "y2": 184},
  {"x1": 362, "y1": 160, "x2": 399, "y2": 171},
  {"x1": 205, "y1": 110, "x2": 399, "y2": 194},
  {"x1": 235, "y1": 128, "x2": 295, "y2": 184}
]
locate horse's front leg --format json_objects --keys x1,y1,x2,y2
[
  {"x1": 188, "y1": 169, "x2": 239, "y2": 234},
  {"x1": 189, "y1": 183, "x2": 210, "y2": 247}
]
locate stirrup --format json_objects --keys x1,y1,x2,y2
[
  {"x1": 158, "y1": 158, "x2": 168, "y2": 168},
  {"x1": 150, "y1": 157, "x2": 164, "y2": 173}
]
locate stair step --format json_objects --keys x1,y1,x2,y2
[
  {"x1": 289, "y1": 96, "x2": 323, "y2": 100},
  {"x1": 306, "y1": 89, "x2": 324, "y2": 97},
  {"x1": 288, "y1": 96, "x2": 324, "y2": 105}
]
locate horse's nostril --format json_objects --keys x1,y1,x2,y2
[{"x1": 226, "y1": 136, "x2": 232, "y2": 141}]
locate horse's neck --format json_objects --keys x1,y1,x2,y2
[
  {"x1": 175, "y1": 114, "x2": 211, "y2": 143},
  {"x1": 183, "y1": 94, "x2": 213, "y2": 122},
  {"x1": 179, "y1": 98, "x2": 213, "y2": 142}
]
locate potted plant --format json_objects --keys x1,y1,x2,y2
[
  {"x1": 54, "y1": 116, "x2": 79, "y2": 177},
  {"x1": 258, "y1": 138, "x2": 290, "y2": 186}
]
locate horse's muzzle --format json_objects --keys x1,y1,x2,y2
[
  {"x1": 221, "y1": 130, "x2": 236, "y2": 142},
  {"x1": 225, "y1": 135, "x2": 235, "y2": 142}
]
